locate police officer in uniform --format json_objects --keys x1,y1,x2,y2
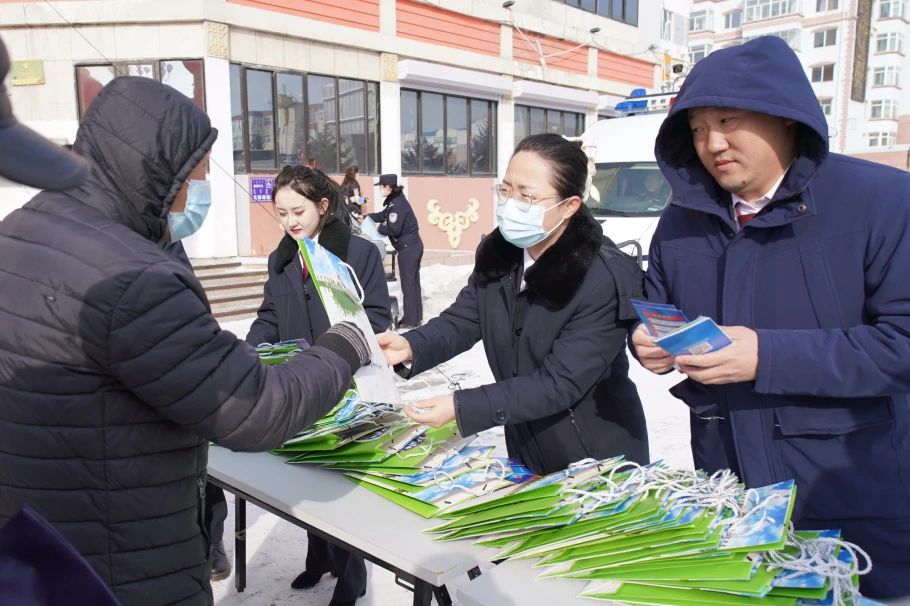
[{"x1": 364, "y1": 174, "x2": 423, "y2": 328}]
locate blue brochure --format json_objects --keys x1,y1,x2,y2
[
  {"x1": 653, "y1": 316, "x2": 733, "y2": 356},
  {"x1": 631, "y1": 299, "x2": 689, "y2": 337}
]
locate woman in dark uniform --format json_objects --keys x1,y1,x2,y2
[
  {"x1": 377, "y1": 134, "x2": 649, "y2": 476},
  {"x1": 363, "y1": 174, "x2": 423, "y2": 328}
]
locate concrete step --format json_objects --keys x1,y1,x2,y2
[
  {"x1": 193, "y1": 265, "x2": 261, "y2": 279},
  {"x1": 209, "y1": 299, "x2": 262, "y2": 321},
  {"x1": 207, "y1": 285, "x2": 266, "y2": 305},
  {"x1": 197, "y1": 270, "x2": 269, "y2": 291},
  {"x1": 191, "y1": 257, "x2": 269, "y2": 321}
]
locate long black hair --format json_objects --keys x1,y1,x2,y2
[
  {"x1": 272, "y1": 164, "x2": 349, "y2": 230},
  {"x1": 513, "y1": 133, "x2": 588, "y2": 200}
]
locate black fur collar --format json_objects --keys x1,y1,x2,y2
[
  {"x1": 474, "y1": 205, "x2": 603, "y2": 309},
  {"x1": 275, "y1": 218, "x2": 351, "y2": 273}
]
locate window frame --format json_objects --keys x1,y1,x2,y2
[
  {"x1": 743, "y1": 0, "x2": 798, "y2": 22},
  {"x1": 228, "y1": 64, "x2": 380, "y2": 175},
  {"x1": 76, "y1": 59, "x2": 206, "y2": 119},
  {"x1": 514, "y1": 104, "x2": 585, "y2": 148},
  {"x1": 810, "y1": 63, "x2": 835, "y2": 82},
  {"x1": 880, "y1": 0, "x2": 906, "y2": 19},
  {"x1": 870, "y1": 99, "x2": 898, "y2": 120},
  {"x1": 813, "y1": 28, "x2": 837, "y2": 48},
  {"x1": 400, "y1": 88, "x2": 497, "y2": 177},
  {"x1": 689, "y1": 10, "x2": 710, "y2": 32},
  {"x1": 815, "y1": 0, "x2": 838, "y2": 11},
  {"x1": 724, "y1": 9, "x2": 743, "y2": 29},
  {"x1": 561, "y1": 0, "x2": 639, "y2": 26},
  {"x1": 875, "y1": 32, "x2": 905, "y2": 54}
]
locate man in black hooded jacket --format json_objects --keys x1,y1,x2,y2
[{"x1": 0, "y1": 76, "x2": 370, "y2": 605}]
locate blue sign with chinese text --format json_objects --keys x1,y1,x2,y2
[{"x1": 250, "y1": 177, "x2": 275, "y2": 202}]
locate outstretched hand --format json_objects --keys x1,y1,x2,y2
[
  {"x1": 376, "y1": 331, "x2": 413, "y2": 366},
  {"x1": 402, "y1": 395, "x2": 455, "y2": 428}
]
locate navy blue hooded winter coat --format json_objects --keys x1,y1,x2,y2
[{"x1": 649, "y1": 37, "x2": 910, "y2": 599}]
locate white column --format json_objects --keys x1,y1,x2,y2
[
  {"x1": 379, "y1": 79, "x2": 401, "y2": 177},
  {"x1": 497, "y1": 94, "x2": 515, "y2": 182},
  {"x1": 181, "y1": 54, "x2": 239, "y2": 259}
]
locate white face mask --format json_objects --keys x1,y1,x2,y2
[
  {"x1": 495, "y1": 197, "x2": 566, "y2": 248},
  {"x1": 167, "y1": 180, "x2": 211, "y2": 241}
]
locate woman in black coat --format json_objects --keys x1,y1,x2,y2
[
  {"x1": 378, "y1": 134, "x2": 648, "y2": 475},
  {"x1": 364, "y1": 174, "x2": 423, "y2": 328},
  {"x1": 212, "y1": 165, "x2": 390, "y2": 606}
]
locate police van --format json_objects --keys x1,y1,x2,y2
[{"x1": 583, "y1": 89, "x2": 677, "y2": 268}]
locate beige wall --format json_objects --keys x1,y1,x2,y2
[
  {"x1": 405, "y1": 176, "x2": 495, "y2": 253},
  {"x1": 849, "y1": 150, "x2": 910, "y2": 171}
]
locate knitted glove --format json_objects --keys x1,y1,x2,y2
[{"x1": 315, "y1": 322, "x2": 371, "y2": 374}]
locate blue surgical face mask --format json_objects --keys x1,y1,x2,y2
[
  {"x1": 495, "y1": 197, "x2": 566, "y2": 249},
  {"x1": 168, "y1": 180, "x2": 211, "y2": 241}
]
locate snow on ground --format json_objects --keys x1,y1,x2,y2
[{"x1": 213, "y1": 262, "x2": 692, "y2": 605}]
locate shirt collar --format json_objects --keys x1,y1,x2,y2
[{"x1": 730, "y1": 164, "x2": 791, "y2": 213}]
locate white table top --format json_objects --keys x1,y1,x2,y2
[
  {"x1": 456, "y1": 560, "x2": 622, "y2": 606},
  {"x1": 207, "y1": 445, "x2": 490, "y2": 587}
]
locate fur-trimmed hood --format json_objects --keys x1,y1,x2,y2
[
  {"x1": 274, "y1": 218, "x2": 351, "y2": 273},
  {"x1": 474, "y1": 205, "x2": 603, "y2": 309}
]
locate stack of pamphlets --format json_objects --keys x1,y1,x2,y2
[
  {"x1": 424, "y1": 460, "x2": 881, "y2": 606},
  {"x1": 632, "y1": 300, "x2": 733, "y2": 356}
]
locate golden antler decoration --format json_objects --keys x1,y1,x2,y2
[{"x1": 427, "y1": 198, "x2": 480, "y2": 248}]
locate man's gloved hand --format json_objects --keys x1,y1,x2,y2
[{"x1": 315, "y1": 322, "x2": 371, "y2": 374}]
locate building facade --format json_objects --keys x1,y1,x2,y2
[
  {"x1": 686, "y1": 0, "x2": 910, "y2": 170},
  {"x1": 0, "y1": 0, "x2": 688, "y2": 258}
]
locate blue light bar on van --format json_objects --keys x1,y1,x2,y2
[
  {"x1": 615, "y1": 99, "x2": 648, "y2": 112},
  {"x1": 614, "y1": 91, "x2": 677, "y2": 116}
]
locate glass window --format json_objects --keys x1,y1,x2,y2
[
  {"x1": 338, "y1": 78, "x2": 366, "y2": 172},
  {"x1": 811, "y1": 64, "x2": 835, "y2": 82},
  {"x1": 276, "y1": 73, "x2": 305, "y2": 167},
  {"x1": 876, "y1": 32, "x2": 905, "y2": 53},
  {"x1": 587, "y1": 162, "x2": 672, "y2": 217},
  {"x1": 818, "y1": 97, "x2": 833, "y2": 116},
  {"x1": 870, "y1": 99, "x2": 898, "y2": 119},
  {"x1": 816, "y1": 0, "x2": 838, "y2": 10},
  {"x1": 546, "y1": 109, "x2": 562, "y2": 134},
  {"x1": 229, "y1": 64, "x2": 245, "y2": 173},
  {"x1": 446, "y1": 96, "x2": 468, "y2": 176},
  {"x1": 306, "y1": 75, "x2": 338, "y2": 173},
  {"x1": 724, "y1": 10, "x2": 743, "y2": 29},
  {"x1": 401, "y1": 90, "x2": 419, "y2": 173},
  {"x1": 814, "y1": 28, "x2": 837, "y2": 47},
  {"x1": 689, "y1": 43, "x2": 714, "y2": 64},
  {"x1": 227, "y1": 66, "x2": 378, "y2": 174},
  {"x1": 76, "y1": 62, "x2": 161, "y2": 118},
  {"x1": 529, "y1": 107, "x2": 546, "y2": 136},
  {"x1": 470, "y1": 99, "x2": 492, "y2": 175},
  {"x1": 689, "y1": 10, "x2": 710, "y2": 32},
  {"x1": 160, "y1": 60, "x2": 204, "y2": 109},
  {"x1": 580, "y1": 0, "x2": 596, "y2": 11},
  {"x1": 880, "y1": 1, "x2": 905, "y2": 18},
  {"x1": 514, "y1": 105, "x2": 529, "y2": 147},
  {"x1": 873, "y1": 66, "x2": 902, "y2": 87},
  {"x1": 367, "y1": 82, "x2": 380, "y2": 175},
  {"x1": 420, "y1": 93, "x2": 444, "y2": 174},
  {"x1": 246, "y1": 69, "x2": 276, "y2": 171},
  {"x1": 744, "y1": 0, "x2": 797, "y2": 22},
  {"x1": 402, "y1": 90, "x2": 497, "y2": 176}
]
